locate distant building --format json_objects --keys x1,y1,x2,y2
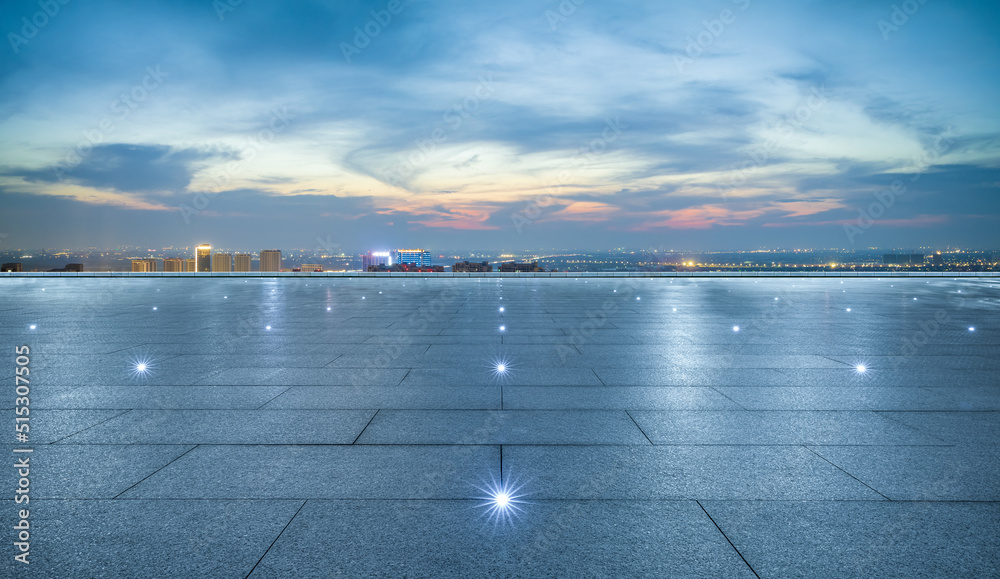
[
  {"x1": 234, "y1": 254, "x2": 252, "y2": 272},
  {"x1": 499, "y1": 261, "x2": 545, "y2": 273},
  {"x1": 453, "y1": 261, "x2": 493, "y2": 272},
  {"x1": 367, "y1": 264, "x2": 444, "y2": 273},
  {"x1": 392, "y1": 249, "x2": 432, "y2": 267},
  {"x1": 163, "y1": 258, "x2": 184, "y2": 272},
  {"x1": 363, "y1": 251, "x2": 391, "y2": 271},
  {"x1": 2, "y1": 263, "x2": 23, "y2": 272},
  {"x1": 195, "y1": 244, "x2": 212, "y2": 272},
  {"x1": 131, "y1": 258, "x2": 158, "y2": 272},
  {"x1": 260, "y1": 250, "x2": 282, "y2": 272},
  {"x1": 932, "y1": 253, "x2": 944, "y2": 266},
  {"x1": 883, "y1": 254, "x2": 925, "y2": 265},
  {"x1": 212, "y1": 252, "x2": 233, "y2": 272},
  {"x1": 185, "y1": 259, "x2": 196, "y2": 272},
  {"x1": 300, "y1": 263, "x2": 324, "y2": 272},
  {"x1": 47, "y1": 264, "x2": 84, "y2": 272}
]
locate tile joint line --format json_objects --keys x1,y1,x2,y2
[
  {"x1": 244, "y1": 499, "x2": 308, "y2": 579},
  {"x1": 624, "y1": 410, "x2": 654, "y2": 446},
  {"x1": 803, "y1": 446, "x2": 891, "y2": 501},
  {"x1": 696, "y1": 500, "x2": 761, "y2": 579},
  {"x1": 352, "y1": 409, "x2": 381, "y2": 444}
]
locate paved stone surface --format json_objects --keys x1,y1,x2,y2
[
  {"x1": 701, "y1": 501, "x2": 1000, "y2": 578},
  {"x1": 0, "y1": 277, "x2": 996, "y2": 577}
]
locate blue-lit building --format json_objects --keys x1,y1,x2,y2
[{"x1": 392, "y1": 249, "x2": 432, "y2": 267}]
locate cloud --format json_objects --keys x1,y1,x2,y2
[
  {"x1": 6, "y1": 144, "x2": 230, "y2": 195},
  {"x1": 0, "y1": 0, "x2": 998, "y2": 249}
]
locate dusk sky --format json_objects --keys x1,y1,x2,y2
[{"x1": 1, "y1": 0, "x2": 998, "y2": 250}]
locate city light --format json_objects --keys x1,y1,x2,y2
[
  {"x1": 490, "y1": 355, "x2": 512, "y2": 381},
  {"x1": 129, "y1": 354, "x2": 154, "y2": 381},
  {"x1": 474, "y1": 476, "x2": 527, "y2": 526},
  {"x1": 855, "y1": 364, "x2": 867, "y2": 374},
  {"x1": 732, "y1": 325, "x2": 740, "y2": 332},
  {"x1": 499, "y1": 325, "x2": 506, "y2": 332},
  {"x1": 29, "y1": 324, "x2": 36, "y2": 330},
  {"x1": 969, "y1": 327, "x2": 975, "y2": 332}
]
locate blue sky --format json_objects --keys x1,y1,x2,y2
[{"x1": 1, "y1": 0, "x2": 998, "y2": 250}]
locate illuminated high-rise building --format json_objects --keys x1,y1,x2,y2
[
  {"x1": 163, "y1": 258, "x2": 184, "y2": 272},
  {"x1": 212, "y1": 253, "x2": 233, "y2": 272},
  {"x1": 234, "y1": 253, "x2": 252, "y2": 272},
  {"x1": 185, "y1": 259, "x2": 196, "y2": 272},
  {"x1": 260, "y1": 250, "x2": 282, "y2": 272},
  {"x1": 363, "y1": 251, "x2": 391, "y2": 271},
  {"x1": 300, "y1": 263, "x2": 323, "y2": 272},
  {"x1": 195, "y1": 244, "x2": 212, "y2": 272},
  {"x1": 392, "y1": 249, "x2": 431, "y2": 267},
  {"x1": 131, "y1": 258, "x2": 158, "y2": 272}
]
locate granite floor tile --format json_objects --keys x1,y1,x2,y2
[
  {"x1": 264, "y1": 385, "x2": 500, "y2": 409},
  {"x1": 248, "y1": 499, "x2": 756, "y2": 578},
  {"x1": 0, "y1": 499, "x2": 303, "y2": 579},
  {"x1": 58, "y1": 409, "x2": 376, "y2": 444},
  {"x1": 503, "y1": 445, "x2": 883, "y2": 500},
  {"x1": 713, "y1": 386, "x2": 959, "y2": 411},
  {"x1": 122, "y1": 445, "x2": 499, "y2": 499},
  {"x1": 630, "y1": 410, "x2": 945, "y2": 445},
  {"x1": 356, "y1": 410, "x2": 651, "y2": 445},
  {"x1": 810, "y1": 445, "x2": 1000, "y2": 500},
  {"x1": 702, "y1": 501, "x2": 1000, "y2": 579},
  {"x1": 503, "y1": 386, "x2": 742, "y2": 410},
  {"x1": 0, "y1": 445, "x2": 194, "y2": 498}
]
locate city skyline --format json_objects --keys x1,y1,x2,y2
[
  {"x1": 1, "y1": 0, "x2": 998, "y2": 251},
  {"x1": 4, "y1": 242, "x2": 997, "y2": 273}
]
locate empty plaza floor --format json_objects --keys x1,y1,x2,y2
[{"x1": 1, "y1": 276, "x2": 998, "y2": 578}]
